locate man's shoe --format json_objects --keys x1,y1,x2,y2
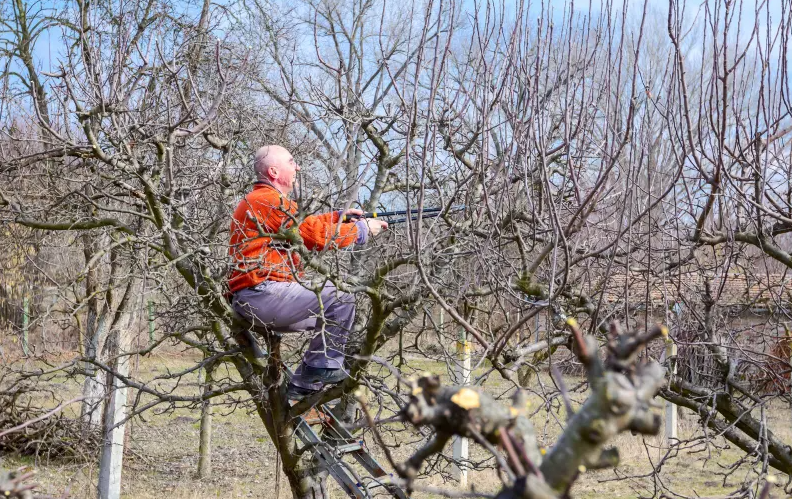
[
  {"x1": 300, "y1": 365, "x2": 349, "y2": 385},
  {"x1": 286, "y1": 383, "x2": 320, "y2": 401}
]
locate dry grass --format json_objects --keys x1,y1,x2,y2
[{"x1": 2, "y1": 355, "x2": 790, "y2": 498}]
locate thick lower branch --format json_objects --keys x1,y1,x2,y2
[{"x1": 662, "y1": 380, "x2": 792, "y2": 474}]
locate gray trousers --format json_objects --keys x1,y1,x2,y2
[{"x1": 231, "y1": 281, "x2": 355, "y2": 389}]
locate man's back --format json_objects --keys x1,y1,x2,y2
[{"x1": 228, "y1": 182, "x2": 359, "y2": 292}]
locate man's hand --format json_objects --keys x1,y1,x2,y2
[
  {"x1": 340, "y1": 208, "x2": 364, "y2": 221},
  {"x1": 366, "y1": 218, "x2": 388, "y2": 236}
]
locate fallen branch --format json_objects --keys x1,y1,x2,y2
[{"x1": 0, "y1": 396, "x2": 93, "y2": 439}]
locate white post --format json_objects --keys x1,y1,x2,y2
[
  {"x1": 664, "y1": 340, "x2": 678, "y2": 444},
  {"x1": 785, "y1": 325, "x2": 792, "y2": 426},
  {"x1": 452, "y1": 329, "x2": 471, "y2": 487},
  {"x1": 98, "y1": 328, "x2": 130, "y2": 499},
  {"x1": 82, "y1": 314, "x2": 109, "y2": 429},
  {"x1": 198, "y1": 360, "x2": 214, "y2": 478}
]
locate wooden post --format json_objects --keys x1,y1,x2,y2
[
  {"x1": 98, "y1": 329, "x2": 130, "y2": 499},
  {"x1": 22, "y1": 296, "x2": 29, "y2": 356},
  {"x1": 664, "y1": 340, "x2": 678, "y2": 444},
  {"x1": 452, "y1": 328, "x2": 471, "y2": 487}
]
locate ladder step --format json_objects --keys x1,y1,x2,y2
[
  {"x1": 335, "y1": 441, "x2": 363, "y2": 454},
  {"x1": 358, "y1": 481, "x2": 386, "y2": 489},
  {"x1": 356, "y1": 474, "x2": 401, "y2": 491}
]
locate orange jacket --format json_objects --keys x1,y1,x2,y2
[{"x1": 228, "y1": 183, "x2": 360, "y2": 293}]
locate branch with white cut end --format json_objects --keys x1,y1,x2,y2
[
  {"x1": 398, "y1": 374, "x2": 552, "y2": 497},
  {"x1": 394, "y1": 321, "x2": 667, "y2": 498},
  {"x1": 0, "y1": 468, "x2": 60, "y2": 499}
]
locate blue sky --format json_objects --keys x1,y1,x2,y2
[
  {"x1": 16, "y1": 0, "x2": 787, "y2": 73},
  {"x1": 23, "y1": 0, "x2": 787, "y2": 64},
  {"x1": 7, "y1": 0, "x2": 788, "y2": 130}
]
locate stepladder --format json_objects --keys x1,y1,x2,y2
[
  {"x1": 293, "y1": 400, "x2": 410, "y2": 499},
  {"x1": 233, "y1": 324, "x2": 409, "y2": 499}
]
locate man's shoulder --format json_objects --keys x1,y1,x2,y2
[{"x1": 242, "y1": 185, "x2": 296, "y2": 211}]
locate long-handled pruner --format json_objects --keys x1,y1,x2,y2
[{"x1": 342, "y1": 205, "x2": 465, "y2": 224}]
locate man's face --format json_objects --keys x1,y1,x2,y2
[
  {"x1": 269, "y1": 150, "x2": 301, "y2": 194},
  {"x1": 282, "y1": 154, "x2": 301, "y2": 193}
]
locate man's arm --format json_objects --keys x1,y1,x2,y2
[
  {"x1": 251, "y1": 194, "x2": 381, "y2": 250},
  {"x1": 300, "y1": 210, "x2": 388, "y2": 250},
  {"x1": 299, "y1": 213, "x2": 360, "y2": 250}
]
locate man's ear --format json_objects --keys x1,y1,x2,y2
[{"x1": 267, "y1": 165, "x2": 278, "y2": 179}]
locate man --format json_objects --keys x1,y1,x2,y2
[{"x1": 228, "y1": 145, "x2": 388, "y2": 399}]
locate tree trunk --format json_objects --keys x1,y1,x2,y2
[
  {"x1": 80, "y1": 233, "x2": 107, "y2": 428},
  {"x1": 81, "y1": 373, "x2": 105, "y2": 428},
  {"x1": 228, "y1": 329, "x2": 329, "y2": 499},
  {"x1": 284, "y1": 453, "x2": 330, "y2": 499}
]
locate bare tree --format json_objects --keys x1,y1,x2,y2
[{"x1": 2, "y1": 0, "x2": 792, "y2": 497}]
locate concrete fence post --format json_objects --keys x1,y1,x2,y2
[
  {"x1": 452, "y1": 329, "x2": 471, "y2": 487},
  {"x1": 98, "y1": 328, "x2": 130, "y2": 499},
  {"x1": 664, "y1": 340, "x2": 678, "y2": 444}
]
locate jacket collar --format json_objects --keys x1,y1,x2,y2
[
  {"x1": 253, "y1": 180, "x2": 295, "y2": 206},
  {"x1": 254, "y1": 178, "x2": 281, "y2": 193}
]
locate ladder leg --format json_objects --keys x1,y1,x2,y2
[
  {"x1": 295, "y1": 419, "x2": 367, "y2": 498},
  {"x1": 286, "y1": 367, "x2": 410, "y2": 499}
]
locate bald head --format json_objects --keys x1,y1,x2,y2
[{"x1": 254, "y1": 145, "x2": 300, "y2": 195}]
